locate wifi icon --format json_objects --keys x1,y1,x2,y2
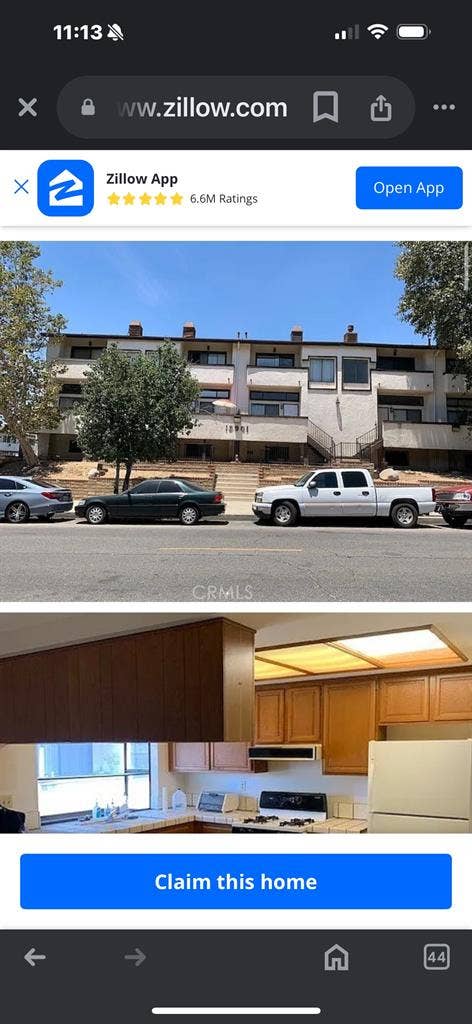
[{"x1": 367, "y1": 23, "x2": 389, "y2": 39}]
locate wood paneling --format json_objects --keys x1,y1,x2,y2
[
  {"x1": 378, "y1": 676, "x2": 430, "y2": 724},
  {"x1": 254, "y1": 688, "x2": 285, "y2": 744},
  {"x1": 431, "y1": 672, "x2": 472, "y2": 722},
  {"x1": 285, "y1": 685, "x2": 321, "y2": 742},
  {"x1": 169, "y1": 743, "x2": 210, "y2": 771},
  {"x1": 0, "y1": 618, "x2": 255, "y2": 743},
  {"x1": 322, "y1": 679, "x2": 377, "y2": 775}
]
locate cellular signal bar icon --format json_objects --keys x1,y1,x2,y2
[{"x1": 334, "y1": 24, "x2": 360, "y2": 41}]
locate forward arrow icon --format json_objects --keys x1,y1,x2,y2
[{"x1": 124, "y1": 947, "x2": 146, "y2": 967}]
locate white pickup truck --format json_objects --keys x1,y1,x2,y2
[{"x1": 252, "y1": 468, "x2": 435, "y2": 528}]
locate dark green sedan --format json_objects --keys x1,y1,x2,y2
[{"x1": 74, "y1": 478, "x2": 226, "y2": 525}]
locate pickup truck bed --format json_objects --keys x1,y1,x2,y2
[{"x1": 252, "y1": 468, "x2": 435, "y2": 528}]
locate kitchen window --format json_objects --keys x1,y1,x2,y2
[
  {"x1": 37, "y1": 743, "x2": 151, "y2": 822},
  {"x1": 309, "y1": 357, "x2": 336, "y2": 384},
  {"x1": 342, "y1": 358, "x2": 369, "y2": 386},
  {"x1": 255, "y1": 353, "x2": 295, "y2": 368},
  {"x1": 188, "y1": 350, "x2": 227, "y2": 365}
]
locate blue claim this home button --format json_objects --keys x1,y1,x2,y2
[{"x1": 356, "y1": 167, "x2": 463, "y2": 209}]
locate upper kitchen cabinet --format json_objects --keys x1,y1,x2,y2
[
  {"x1": 254, "y1": 685, "x2": 321, "y2": 744},
  {"x1": 377, "y1": 676, "x2": 430, "y2": 724},
  {"x1": 169, "y1": 743, "x2": 211, "y2": 772},
  {"x1": 322, "y1": 679, "x2": 377, "y2": 775},
  {"x1": 254, "y1": 687, "x2": 285, "y2": 744},
  {"x1": 431, "y1": 672, "x2": 472, "y2": 722},
  {"x1": 210, "y1": 742, "x2": 267, "y2": 773},
  {"x1": 0, "y1": 618, "x2": 255, "y2": 743},
  {"x1": 285, "y1": 685, "x2": 321, "y2": 743}
]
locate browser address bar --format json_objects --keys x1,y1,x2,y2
[{"x1": 57, "y1": 75, "x2": 415, "y2": 140}]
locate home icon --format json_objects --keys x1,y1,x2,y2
[{"x1": 324, "y1": 944, "x2": 349, "y2": 972}]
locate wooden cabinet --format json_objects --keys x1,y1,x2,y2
[
  {"x1": 169, "y1": 743, "x2": 210, "y2": 772},
  {"x1": 0, "y1": 617, "x2": 255, "y2": 743},
  {"x1": 254, "y1": 688, "x2": 285, "y2": 743},
  {"x1": 323, "y1": 679, "x2": 377, "y2": 775},
  {"x1": 378, "y1": 676, "x2": 430, "y2": 724},
  {"x1": 285, "y1": 685, "x2": 321, "y2": 742},
  {"x1": 170, "y1": 742, "x2": 267, "y2": 773},
  {"x1": 431, "y1": 672, "x2": 472, "y2": 722},
  {"x1": 254, "y1": 685, "x2": 321, "y2": 744}
]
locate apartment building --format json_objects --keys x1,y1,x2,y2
[{"x1": 41, "y1": 320, "x2": 472, "y2": 471}]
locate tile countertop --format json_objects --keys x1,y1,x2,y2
[{"x1": 31, "y1": 810, "x2": 368, "y2": 835}]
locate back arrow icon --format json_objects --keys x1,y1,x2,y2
[
  {"x1": 124, "y1": 948, "x2": 146, "y2": 967},
  {"x1": 25, "y1": 948, "x2": 47, "y2": 967}
]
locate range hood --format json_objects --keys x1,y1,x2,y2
[{"x1": 248, "y1": 745, "x2": 322, "y2": 762}]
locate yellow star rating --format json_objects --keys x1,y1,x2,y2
[{"x1": 106, "y1": 192, "x2": 185, "y2": 208}]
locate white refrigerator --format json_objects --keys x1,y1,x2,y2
[{"x1": 368, "y1": 739, "x2": 472, "y2": 832}]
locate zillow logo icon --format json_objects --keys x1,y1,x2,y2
[{"x1": 37, "y1": 160, "x2": 94, "y2": 216}]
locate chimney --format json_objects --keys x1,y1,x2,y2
[
  {"x1": 291, "y1": 325, "x2": 303, "y2": 342},
  {"x1": 343, "y1": 324, "x2": 358, "y2": 343},
  {"x1": 183, "y1": 321, "x2": 196, "y2": 340},
  {"x1": 128, "y1": 320, "x2": 143, "y2": 338}
]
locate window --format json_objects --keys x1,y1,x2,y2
[
  {"x1": 70, "y1": 346, "x2": 105, "y2": 360},
  {"x1": 342, "y1": 358, "x2": 369, "y2": 385},
  {"x1": 249, "y1": 390, "x2": 300, "y2": 417},
  {"x1": 255, "y1": 353, "x2": 295, "y2": 368},
  {"x1": 376, "y1": 355, "x2": 416, "y2": 372},
  {"x1": 193, "y1": 388, "x2": 231, "y2": 413},
  {"x1": 0, "y1": 478, "x2": 18, "y2": 489},
  {"x1": 341, "y1": 471, "x2": 369, "y2": 487},
  {"x1": 378, "y1": 394, "x2": 424, "y2": 407},
  {"x1": 250, "y1": 391, "x2": 300, "y2": 402},
  {"x1": 59, "y1": 383, "x2": 83, "y2": 410},
  {"x1": 446, "y1": 357, "x2": 464, "y2": 374},
  {"x1": 311, "y1": 471, "x2": 338, "y2": 488},
  {"x1": 188, "y1": 350, "x2": 227, "y2": 365},
  {"x1": 37, "y1": 743, "x2": 151, "y2": 821},
  {"x1": 158, "y1": 480, "x2": 182, "y2": 493},
  {"x1": 447, "y1": 398, "x2": 472, "y2": 425},
  {"x1": 131, "y1": 480, "x2": 160, "y2": 494},
  {"x1": 309, "y1": 357, "x2": 336, "y2": 384}
]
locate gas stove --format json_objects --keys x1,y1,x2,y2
[{"x1": 232, "y1": 791, "x2": 328, "y2": 833}]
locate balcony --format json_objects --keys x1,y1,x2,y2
[
  {"x1": 246, "y1": 365, "x2": 307, "y2": 389},
  {"x1": 382, "y1": 420, "x2": 472, "y2": 452},
  {"x1": 47, "y1": 411, "x2": 80, "y2": 435},
  {"x1": 189, "y1": 364, "x2": 234, "y2": 386},
  {"x1": 443, "y1": 372, "x2": 470, "y2": 394},
  {"x1": 184, "y1": 414, "x2": 308, "y2": 443},
  {"x1": 373, "y1": 369, "x2": 434, "y2": 393},
  {"x1": 54, "y1": 358, "x2": 94, "y2": 382}
]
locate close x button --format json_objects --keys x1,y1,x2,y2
[{"x1": 356, "y1": 166, "x2": 463, "y2": 209}]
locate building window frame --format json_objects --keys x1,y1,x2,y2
[
  {"x1": 254, "y1": 353, "x2": 295, "y2": 368},
  {"x1": 188, "y1": 350, "x2": 228, "y2": 365},
  {"x1": 342, "y1": 357, "x2": 370, "y2": 388},
  {"x1": 308, "y1": 356, "x2": 336, "y2": 386}
]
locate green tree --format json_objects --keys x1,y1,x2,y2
[
  {"x1": 0, "y1": 241, "x2": 66, "y2": 466},
  {"x1": 395, "y1": 241, "x2": 472, "y2": 387},
  {"x1": 77, "y1": 342, "x2": 200, "y2": 492}
]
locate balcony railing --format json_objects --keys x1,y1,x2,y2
[
  {"x1": 372, "y1": 369, "x2": 434, "y2": 393},
  {"x1": 382, "y1": 420, "x2": 472, "y2": 451},
  {"x1": 246, "y1": 365, "x2": 307, "y2": 389}
]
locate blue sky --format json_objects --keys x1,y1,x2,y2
[{"x1": 38, "y1": 242, "x2": 424, "y2": 345}]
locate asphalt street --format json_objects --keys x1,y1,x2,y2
[{"x1": 1, "y1": 516, "x2": 471, "y2": 602}]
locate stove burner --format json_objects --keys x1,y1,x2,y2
[
  {"x1": 279, "y1": 818, "x2": 313, "y2": 827},
  {"x1": 243, "y1": 814, "x2": 278, "y2": 824}
]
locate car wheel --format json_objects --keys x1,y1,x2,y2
[
  {"x1": 179, "y1": 504, "x2": 200, "y2": 526},
  {"x1": 390, "y1": 502, "x2": 418, "y2": 529},
  {"x1": 272, "y1": 501, "x2": 298, "y2": 527},
  {"x1": 443, "y1": 514, "x2": 469, "y2": 528},
  {"x1": 5, "y1": 501, "x2": 30, "y2": 524},
  {"x1": 85, "y1": 503, "x2": 108, "y2": 525}
]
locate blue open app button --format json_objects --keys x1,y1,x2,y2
[{"x1": 37, "y1": 159, "x2": 94, "y2": 216}]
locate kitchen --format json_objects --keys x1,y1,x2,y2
[{"x1": 1, "y1": 611, "x2": 472, "y2": 835}]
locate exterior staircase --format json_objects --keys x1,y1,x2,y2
[
  {"x1": 307, "y1": 420, "x2": 381, "y2": 467},
  {"x1": 215, "y1": 465, "x2": 260, "y2": 505}
]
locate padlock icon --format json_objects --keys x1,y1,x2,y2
[{"x1": 81, "y1": 98, "x2": 95, "y2": 117}]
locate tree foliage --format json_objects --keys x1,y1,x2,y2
[
  {"x1": 77, "y1": 342, "x2": 200, "y2": 491},
  {"x1": 395, "y1": 241, "x2": 472, "y2": 386},
  {"x1": 0, "y1": 241, "x2": 66, "y2": 465}
]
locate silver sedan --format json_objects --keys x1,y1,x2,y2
[{"x1": 0, "y1": 476, "x2": 73, "y2": 523}]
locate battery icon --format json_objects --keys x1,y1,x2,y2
[{"x1": 396, "y1": 24, "x2": 429, "y2": 40}]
